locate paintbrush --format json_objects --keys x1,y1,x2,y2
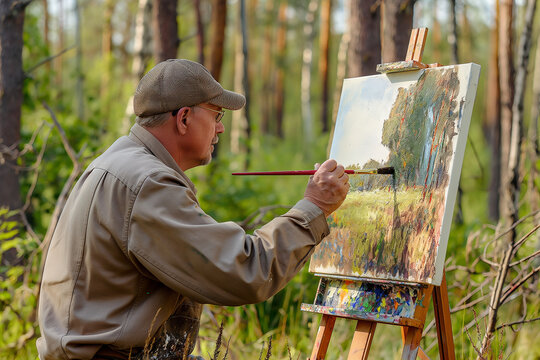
[{"x1": 232, "y1": 167, "x2": 395, "y2": 176}]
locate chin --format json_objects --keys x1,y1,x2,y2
[{"x1": 200, "y1": 156, "x2": 212, "y2": 166}]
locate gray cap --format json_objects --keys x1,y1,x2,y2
[{"x1": 133, "y1": 59, "x2": 246, "y2": 117}]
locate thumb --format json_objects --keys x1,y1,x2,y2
[{"x1": 314, "y1": 163, "x2": 321, "y2": 170}]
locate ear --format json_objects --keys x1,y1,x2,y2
[{"x1": 175, "y1": 107, "x2": 191, "y2": 135}]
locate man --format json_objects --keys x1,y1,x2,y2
[{"x1": 37, "y1": 59, "x2": 349, "y2": 359}]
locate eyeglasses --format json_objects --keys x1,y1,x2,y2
[
  {"x1": 171, "y1": 106, "x2": 226, "y2": 123},
  {"x1": 196, "y1": 105, "x2": 225, "y2": 123}
]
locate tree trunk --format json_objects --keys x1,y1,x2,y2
[
  {"x1": 42, "y1": 0, "x2": 50, "y2": 70},
  {"x1": 328, "y1": 15, "x2": 350, "y2": 157},
  {"x1": 101, "y1": 0, "x2": 115, "y2": 122},
  {"x1": 120, "y1": 10, "x2": 135, "y2": 80},
  {"x1": 56, "y1": 0, "x2": 64, "y2": 97},
  {"x1": 484, "y1": 0, "x2": 501, "y2": 222},
  {"x1": 260, "y1": 0, "x2": 275, "y2": 135},
  {"x1": 460, "y1": 3, "x2": 472, "y2": 61},
  {"x1": 208, "y1": 0, "x2": 227, "y2": 81},
  {"x1": 347, "y1": 0, "x2": 380, "y2": 77},
  {"x1": 431, "y1": 0, "x2": 441, "y2": 61},
  {"x1": 505, "y1": 0, "x2": 536, "y2": 228},
  {"x1": 319, "y1": 0, "x2": 332, "y2": 133},
  {"x1": 481, "y1": 2, "x2": 536, "y2": 353},
  {"x1": 301, "y1": 0, "x2": 319, "y2": 144},
  {"x1": 529, "y1": 30, "x2": 540, "y2": 238},
  {"x1": 133, "y1": 0, "x2": 154, "y2": 81},
  {"x1": 448, "y1": 0, "x2": 458, "y2": 64},
  {"x1": 0, "y1": 0, "x2": 31, "y2": 212},
  {"x1": 208, "y1": 0, "x2": 227, "y2": 158},
  {"x1": 498, "y1": 0, "x2": 515, "y2": 226},
  {"x1": 381, "y1": 0, "x2": 415, "y2": 63},
  {"x1": 240, "y1": 0, "x2": 251, "y2": 169},
  {"x1": 447, "y1": 0, "x2": 464, "y2": 225},
  {"x1": 0, "y1": 0, "x2": 31, "y2": 268},
  {"x1": 194, "y1": 0, "x2": 205, "y2": 64},
  {"x1": 152, "y1": 0, "x2": 178, "y2": 62},
  {"x1": 231, "y1": 0, "x2": 245, "y2": 155},
  {"x1": 122, "y1": 0, "x2": 153, "y2": 133},
  {"x1": 275, "y1": 0, "x2": 287, "y2": 139},
  {"x1": 75, "y1": 0, "x2": 84, "y2": 121},
  {"x1": 102, "y1": 0, "x2": 114, "y2": 76}
]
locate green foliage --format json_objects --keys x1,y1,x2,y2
[
  {"x1": 0, "y1": 209, "x2": 40, "y2": 359},
  {"x1": 190, "y1": 135, "x2": 329, "y2": 223}
]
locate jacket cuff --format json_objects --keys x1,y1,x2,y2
[{"x1": 289, "y1": 199, "x2": 330, "y2": 244}]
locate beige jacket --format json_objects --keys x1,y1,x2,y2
[{"x1": 37, "y1": 124, "x2": 329, "y2": 359}]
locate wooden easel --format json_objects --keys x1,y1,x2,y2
[{"x1": 301, "y1": 28, "x2": 455, "y2": 360}]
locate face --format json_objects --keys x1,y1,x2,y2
[{"x1": 180, "y1": 103, "x2": 225, "y2": 168}]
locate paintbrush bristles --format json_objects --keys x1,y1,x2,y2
[
  {"x1": 375, "y1": 167, "x2": 395, "y2": 175},
  {"x1": 350, "y1": 167, "x2": 394, "y2": 175}
]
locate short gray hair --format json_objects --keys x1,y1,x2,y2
[{"x1": 135, "y1": 112, "x2": 171, "y2": 127}]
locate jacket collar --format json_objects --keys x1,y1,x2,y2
[{"x1": 128, "y1": 123, "x2": 197, "y2": 194}]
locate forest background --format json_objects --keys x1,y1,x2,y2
[{"x1": 0, "y1": 0, "x2": 539, "y2": 359}]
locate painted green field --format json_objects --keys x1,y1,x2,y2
[{"x1": 310, "y1": 186, "x2": 446, "y2": 283}]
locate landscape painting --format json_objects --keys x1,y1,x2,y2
[{"x1": 309, "y1": 64, "x2": 481, "y2": 285}]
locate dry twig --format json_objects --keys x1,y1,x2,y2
[{"x1": 37, "y1": 102, "x2": 89, "y2": 295}]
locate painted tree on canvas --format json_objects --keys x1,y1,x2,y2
[{"x1": 381, "y1": 68, "x2": 460, "y2": 191}]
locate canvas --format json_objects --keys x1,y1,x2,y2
[{"x1": 309, "y1": 64, "x2": 481, "y2": 285}]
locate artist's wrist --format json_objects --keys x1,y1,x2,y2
[
  {"x1": 302, "y1": 196, "x2": 331, "y2": 217},
  {"x1": 293, "y1": 199, "x2": 330, "y2": 243}
]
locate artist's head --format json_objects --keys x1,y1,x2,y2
[{"x1": 133, "y1": 59, "x2": 245, "y2": 170}]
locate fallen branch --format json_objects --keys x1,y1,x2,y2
[
  {"x1": 44, "y1": 102, "x2": 78, "y2": 163},
  {"x1": 25, "y1": 46, "x2": 75, "y2": 75},
  {"x1": 483, "y1": 210, "x2": 540, "y2": 261},
  {"x1": 512, "y1": 222, "x2": 540, "y2": 250},
  {"x1": 38, "y1": 102, "x2": 88, "y2": 292},
  {"x1": 21, "y1": 124, "x2": 52, "y2": 213},
  {"x1": 499, "y1": 265, "x2": 540, "y2": 304},
  {"x1": 423, "y1": 277, "x2": 492, "y2": 335},
  {"x1": 509, "y1": 249, "x2": 540, "y2": 267},
  {"x1": 495, "y1": 316, "x2": 540, "y2": 331}
]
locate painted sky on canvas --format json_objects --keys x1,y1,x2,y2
[{"x1": 330, "y1": 72, "x2": 418, "y2": 167}]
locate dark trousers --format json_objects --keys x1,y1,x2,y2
[{"x1": 94, "y1": 300, "x2": 203, "y2": 360}]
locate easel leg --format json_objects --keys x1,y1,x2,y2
[
  {"x1": 310, "y1": 314, "x2": 336, "y2": 360},
  {"x1": 401, "y1": 327, "x2": 430, "y2": 360},
  {"x1": 433, "y1": 273, "x2": 455, "y2": 360},
  {"x1": 347, "y1": 320, "x2": 376, "y2": 359},
  {"x1": 401, "y1": 327, "x2": 423, "y2": 360}
]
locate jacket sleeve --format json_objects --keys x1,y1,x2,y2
[{"x1": 127, "y1": 170, "x2": 329, "y2": 306}]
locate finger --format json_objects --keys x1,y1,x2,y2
[
  {"x1": 334, "y1": 164, "x2": 345, "y2": 177},
  {"x1": 320, "y1": 159, "x2": 337, "y2": 172},
  {"x1": 314, "y1": 163, "x2": 321, "y2": 170}
]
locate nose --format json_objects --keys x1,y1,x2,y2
[{"x1": 216, "y1": 121, "x2": 225, "y2": 134}]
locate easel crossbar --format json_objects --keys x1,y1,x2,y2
[{"x1": 301, "y1": 303, "x2": 424, "y2": 328}]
